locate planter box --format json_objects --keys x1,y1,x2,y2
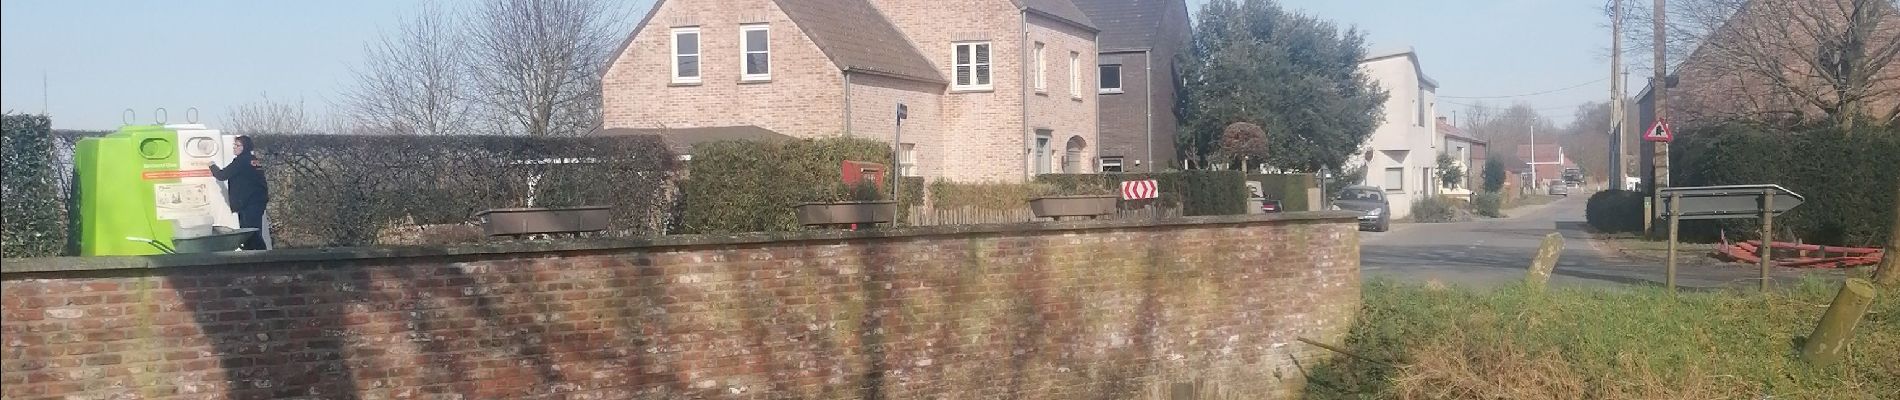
[
  {"x1": 794, "y1": 201, "x2": 897, "y2": 226},
  {"x1": 476, "y1": 206, "x2": 612, "y2": 237},
  {"x1": 1029, "y1": 195, "x2": 1119, "y2": 219}
]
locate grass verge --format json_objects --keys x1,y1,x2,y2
[{"x1": 1303, "y1": 278, "x2": 1899, "y2": 399}]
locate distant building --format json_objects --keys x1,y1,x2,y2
[
  {"x1": 1351, "y1": 46, "x2": 1441, "y2": 219},
  {"x1": 1072, "y1": 0, "x2": 1191, "y2": 173},
  {"x1": 1438, "y1": 117, "x2": 1486, "y2": 197},
  {"x1": 1516, "y1": 144, "x2": 1574, "y2": 189}
]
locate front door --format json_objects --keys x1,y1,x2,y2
[{"x1": 1034, "y1": 130, "x2": 1052, "y2": 175}]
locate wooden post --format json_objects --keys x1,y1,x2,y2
[
  {"x1": 1526, "y1": 233, "x2": 1565, "y2": 291},
  {"x1": 1761, "y1": 189, "x2": 1775, "y2": 292},
  {"x1": 1801, "y1": 279, "x2": 1877, "y2": 367},
  {"x1": 1667, "y1": 193, "x2": 1680, "y2": 292}
]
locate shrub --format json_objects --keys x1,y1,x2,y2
[
  {"x1": 1410, "y1": 196, "x2": 1462, "y2": 223},
  {"x1": 1471, "y1": 191, "x2": 1504, "y2": 218},
  {"x1": 1482, "y1": 158, "x2": 1507, "y2": 193},
  {"x1": 927, "y1": 181, "x2": 1043, "y2": 210},
  {"x1": 1672, "y1": 122, "x2": 1899, "y2": 245},
  {"x1": 1585, "y1": 189, "x2": 1646, "y2": 234},
  {"x1": 681, "y1": 137, "x2": 908, "y2": 234},
  {"x1": 2, "y1": 113, "x2": 64, "y2": 257}
]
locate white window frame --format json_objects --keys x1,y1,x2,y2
[
  {"x1": 952, "y1": 42, "x2": 992, "y2": 91},
  {"x1": 1033, "y1": 42, "x2": 1047, "y2": 93},
  {"x1": 1385, "y1": 167, "x2": 1405, "y2": 191},
  {"x1": 1100, "y1": 157, "x2": 1124, "y2": 173},
  {"x1": 1069, "y1": 51, "x2": 1081, "y2": 99},
  {"x1": 740, "y1": 24, "x2": 770, "y2": 81},
  {"x1": 1098, "y1": 64, "x2": 1123, "y2": 94},
  {"x1": 899, "y1": 143, "x2": 918, "y2": 177},
  {"x1": 670, "y1": 27, "x2": 701, "y2": 84}
]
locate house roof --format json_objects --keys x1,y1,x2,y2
[
  {"x1": 776, "y1": 0, "x2": 946, "y2": 83},
  {"x1": 1438, "y1": 120, "x2": 1488, "y2": 145},
  {"x1": 1016, "y1": 0, "x2": 1099, "y2": 32},
  {"x1": 1070, "y1": 0, "x2": 1173, "y2": 50},
  {"x1": 603, "y1": 0, "x2": 945, "y2": 84},
  {"x1": 595, "y1": 125, "x2": 795, "y2": 154},
  {"x1": 1515, "y1": 144, "x2": 1567, "y2": 164}
]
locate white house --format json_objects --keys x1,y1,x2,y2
[
  {"x1": 1351, "y1": 46, "x2": 1441, "y2": 219},
  {"x1": 1439, "y1": 117, "x2": 1487, "y2": 198}
]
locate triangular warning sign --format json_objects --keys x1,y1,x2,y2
[{"x1": 1643, "y1": 120, "x2": 1673, "y2": 142}]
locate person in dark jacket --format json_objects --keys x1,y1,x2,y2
[{"x1": 210, "y1": 135, "x2": 269, "y2": 250}]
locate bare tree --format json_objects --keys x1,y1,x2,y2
[
  {"x1": 339, "y1": 2, "x2": 471, "y2": 136},
  {"x1": 1618, "y1": 0, "x2": 1900, "y2": 127},
  {"x1": 224, "y1": 93, "x2": 314, "y2": 135},
  {"x1": 465, "y1": 0, "x2": 624, "y2": 137}
]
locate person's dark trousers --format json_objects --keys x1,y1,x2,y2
[{"x1": 237, "y1": 204, "x2": 267, "y2": 250}]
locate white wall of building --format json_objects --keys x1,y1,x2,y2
[{"x1": 1353, "y1": 49, "x2": 1440, "y2": 219}]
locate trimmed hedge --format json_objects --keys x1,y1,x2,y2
[
  {"x1": 1247, "y1": 173, "x2": 1316, "y2": 212},
  {"x1": 1410, "y1": 196, "x2": 1462, "y2": 223},
  {"x1": 1471, "y1": 191, "x2": 1504, "y2": 218},
  {"x1": 259, "y1": 134, "x2": 677, "y2": 247},
  {"x1": 1586, "y1": 190, "x2": 1646, "y2": 234},
  {"x1": 2, "y1": 114, "x2": 64, "y2": 258},
  {"x1": 680, "y1": 137, "x2": 912, "y2": 234},
  {"x1": 928, "y1": 181, "x2": 1046, "y2": 210},
  {"x1": 1035, "y1": 171, "x2": 1250, "y2": 216},
  {"x1": 1673, "y1": 123, "x2": 1899, "y2": 245}
]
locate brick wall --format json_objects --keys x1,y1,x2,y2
[
  {"x1": 602, "y1": 0, "x2": 847, "y2": 137},
  {"x1": 1098, "y1": 50, "x2": 1152, "y2": 170},
  {"x1": 845, "y1": 73, "x2": 946, "y2": 179},
  {"x1": 2, "y1": 213, "x2": 1362, "y2": 400},
  {"x1": 1024, "y1": 14, "x2": 1099, "y2": 175}
]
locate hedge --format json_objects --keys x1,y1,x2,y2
[
  {"x1": 680, "y1": 137, "x2": 913, "y2": 234},
  {"x1": 2, "y1": 114, "x2": 64, "y2": 258},
  {"x1": 1035, "y1": 171, "x2": 1250, "y2": 216},
  {"x1": 1247, "y1": 173, "x2": 1316, "y2": 212},
  {"x1": 928, "y1": 181, "x2": 1047, "y2": 210},
  {"x1": 1586, "y1": 190, "x2": 1646, "y2": 234},
  {"x1": 258, "y1": 134, "x2": 677, "y2": 247},
  {"x1": 1672, "y1": 123, "x2": 1899, "y2": 245}
]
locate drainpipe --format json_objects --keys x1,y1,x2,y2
[
  {"x1": 1021, "y1": 10, "x2": 1033, "y2": 180},
  {"x1": 843, "y1": 71, "x2": 853, "y2": 136},
  {"x1": 1144, "y1": 50, "x2": 1154, "y2": 173}
]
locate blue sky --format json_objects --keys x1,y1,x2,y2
[{"x1": 3, "y1": 0, "x2": 1615, "y2": 130}]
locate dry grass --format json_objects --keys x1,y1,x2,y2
[{"x1": 1304, "y1": 278, "x2": 1900, "y2": 399}]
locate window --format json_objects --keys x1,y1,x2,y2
[
  {"x1": 1385, "y1": 167, "x2": 1404, "y2": 190},
  {"x1": 1033, "y1": 42, "x2": 1047, "y2": 92},
  {"x1": 953, "y1": 42, "x2": 992, "y2": 90},
  {"x1": 1416, "y1": 90, "x2": 1427, "y2": 126},
  {"x1": 1099, "y1": 65, "x2": 1122, "y2": 94},
  {"x1": 1100, "y1": 157, "x2": 1124, "y2": 173},
  {"x1": 740, "y1": 24, "x2": 770, "y2": 81},
  {"x1": 1069, "y1": 52, "x2": 1081, "y2": 98},
  {"x1": 899, "y1": 143, "x2": 918, "y2": 177},
  {"x1": 671, "y1": 27, "x2": 700, "y2": 84}
]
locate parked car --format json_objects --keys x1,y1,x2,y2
[
  {"x1": 1549, "y1": 184, "x2": 1569, "y2": 196},
  {"x1": 1331, "y1": 185, "x2": 1389, "y2": 232}
]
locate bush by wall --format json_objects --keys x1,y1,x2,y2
[
  {"x1": 927, "y1": 181, "x2": 1046, "y2": 210},
  {"x1": 1035, "y1": 171, "x2": 1250, "y2": 216},
  {"x1": 259, "y1": 134, "x2": 677, "y2": 247},
  {"x1": 680, "y1": 137, "x2": 906, "y2": 234},
  {"x1": 1586, "y1": 190, "x2": 1646, "y2": 234},
  {"x1": 1410, "y1": 196, "x2": 1463, "y2": 223},
  {"x1": 2, "y1": 114, "x2": 64, "y2": 258},
  {"x1": 1471, "y1": 191, "x2": 1504, "y2": 218},
  {"x1": 1672, "y1": 123, "x2": 1899, "y2": 245}
]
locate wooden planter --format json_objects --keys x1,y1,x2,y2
[
  {"x1": 1029, "y1": 195, "x2": 1119, "y2": 220},
  {"x1": 476, "y1": 206, "x2": 612, "y2": 237},
  {"x1": 794, "y1": 201, "x2": 898, "y2": 227}
]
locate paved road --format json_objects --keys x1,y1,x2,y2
[{"x1": 1360, "y1": 192, "x2": 1838, "y2": 290}]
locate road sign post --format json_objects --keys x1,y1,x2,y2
[{"x1": 1659, "y1": 184, "x2": 1804, "y2": 293}]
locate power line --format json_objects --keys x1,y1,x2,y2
[
  {"x1": 1443, "y1": 100, "x2": 1594, "y2": 113},
  {"x1": 1438, "y1": 77, "x2": 1611, "y2": 99}
]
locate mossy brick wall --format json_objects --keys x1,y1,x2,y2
[{"x1": 0, "y1": 213, "x2": 1362, "y2": 399}]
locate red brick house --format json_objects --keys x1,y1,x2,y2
[
  {"x1": 1072, "y1": 0, "x2": 1191, "y2": 173},
  {"x1": 602, "y1": 0, "x2": 1101, "y2": 182}
]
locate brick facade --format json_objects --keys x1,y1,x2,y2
[
  {"x1": 1089, "y1": 0, "x2": 1189, "y2": 173},
  {"x1": 1023, "y1": 14, "x2": 1100, "y2": 176},
  {"x1": 603, "y1": 0, "x2": 847, "y2": 138},
  {"x1": 2, "y1": 214, "x2": 1363, "y2": 399},
  {"x1": 605, "y1": 0, "x2": 1109, "y2": 183}
]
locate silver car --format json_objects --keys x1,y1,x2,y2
[{"x1": 1330, "y1": 185, "x2": 1390, "y2": 232}]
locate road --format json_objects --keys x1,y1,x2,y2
[{"x1": 1360, "y1": 192, "x2": 1838, "y2": 290}]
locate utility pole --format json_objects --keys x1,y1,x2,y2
[
  {"x1": 1529, "y1": 117, "x2": 1538, "y2": 188},
  {"x1": 1609, "y1": 0, "x2": 1625, "y2": 188},
  {"x1": 1651, "y1": 0, "x2": 1670, "y2": 232}
]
